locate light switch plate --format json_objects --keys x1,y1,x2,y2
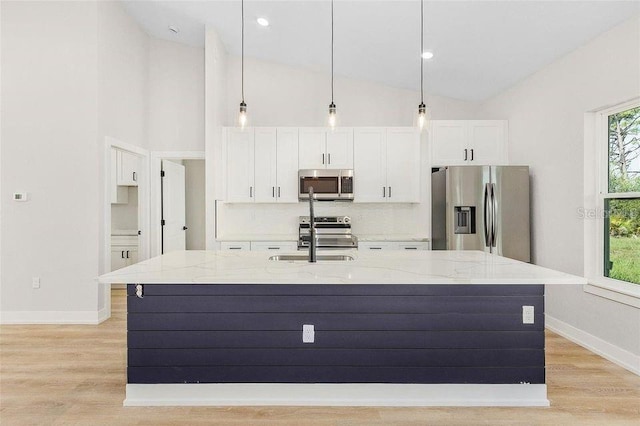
[
  {"x1": 302, "y1": 324, "x2": 315, "y2": 343},
  {"x1": 522, "y1": 305, "x2": 535, "y2": 324}
]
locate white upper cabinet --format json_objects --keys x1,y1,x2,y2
[
  {"x1": 354, "y1": 127, "x2": 420, "y2": 203},
  {"x1": 226, "y1": 128, "x2": 255, "y2": 203},
  {"x1": 275, "y1": 128, "x2": 299, "y2": 203},
  {"x1": 226, "y1": 127, "x2": 299, "y2": 203},
  {"x1": 116, "y1": 149, "x2": 140, "y2": 186},
  {"x1": 299, "y1": 128, "x2": 353, "y2": 169},
  {"x1": 430, "y1": 120, "x2": 508, "y2": 166},
  {"x1": 386, "y1": 128, "x2": 421, "y2": 203}
]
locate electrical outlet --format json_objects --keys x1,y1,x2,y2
[
  {"x1": 302, "y1": 324, "x2": 315, "y2": 343},
  {"x1": 32, "y1": 277, "x2": 40, "y2": 289},
  {"x1": 522, "y1": 305, "x2": 534, "y2": 324}
]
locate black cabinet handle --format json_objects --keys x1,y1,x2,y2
[
  {"x1": 328, "y1": 153, "x2": 331, "y2": 164},
  {"x1": 370, "y1": 247, "x2": 382, "y2": 250},
  {"x1": 383, "y1": 187, "x2": 386, "y2": 198},
  {"x1": 278, "y1": 187, "x2": 281, "y2": 198},
  {"x1": 464, "y1": 149, "x2": 468, "y2": 161},
  {"x1": 388, "y1": 187, "x2": 392, "y2": 198},
  {"x1": 121, "y1": 251, "x2": 125, "y2": 259},
  {"x1": 183, "y1": 226, "x2": 188, "y2": 231},
  {"x1": 272, "y1": 187, "x2": 275, "y2": 198},
  {"x1": 126, "y1": 250, "x2": 130, "y2": 259},
  {"x1": 133, "y1": 172, "x2": 137, "y2": 182},
  {"x1": 470, "y1": 149, "x2": 474, "y2": 161}
]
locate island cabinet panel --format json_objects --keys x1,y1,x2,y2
[{"x1": 127, "y1": 284, "x2": 544, "y2": 385}]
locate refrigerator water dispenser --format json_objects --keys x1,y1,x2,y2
[{"x1": 454, "y1": 206, "x2": 476, "y2": 234}]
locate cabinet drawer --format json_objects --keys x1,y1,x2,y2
[
  {"x1": 220, "y1": 241, "x2": 251, "y2": 251},
  {"x1": 111, "y1": 235, "x2": 138, "y2": 247},
  {"x1": 250, "y1": 241, "x2": 297, "y2": 251},
  {"x1": 358, "y1": 242, "x2": 398, "y2": 251},
  {"x1": 397, "y1": 242, "x2": 430, "y2": 251}
]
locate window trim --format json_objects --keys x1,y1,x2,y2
[{"x1": 585, "y1": 99, "x2": 640, "y2": 306}]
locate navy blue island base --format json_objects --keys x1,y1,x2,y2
[{"x1": 127, "y1": 283, "x2": 544, "y2": 386}]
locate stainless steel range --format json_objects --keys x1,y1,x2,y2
[{"x1": 298, "y1": 215, "x2": 358, "y2": 250}]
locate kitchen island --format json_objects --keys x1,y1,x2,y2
[{"x1": 98, "y1": 250, "x2": 586, "y2": 407}]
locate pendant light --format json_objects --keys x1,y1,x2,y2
[
  {"x1": 417, "y1": 0, "x2": 427, "y2": 130},
  {"x1": 328, "y1": 0, "x2": 337, "y2": 129},
  {"x1": 238, "y1": 0, "x2": 248, "y2": 128}
]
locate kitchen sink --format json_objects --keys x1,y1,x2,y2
[{"x1": 269, "y1": 254, "x2": 355, "y2": 262}]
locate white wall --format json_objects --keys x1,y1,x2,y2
[
  {"x1": 1, "y1": 1, "x2": 100, "y2": 318},
  {"x1": 225, "y1": 56, "x2": 480, "y2": 127},
  {"x1": 184, "y1": 160, "x2": 206, "y2": 250},
  {"x1": 481, "y1": 16, "x2": 640, "y2": 360},
  {"x1": 148, "y1": 38, "x2": 205, "y2": 152}
]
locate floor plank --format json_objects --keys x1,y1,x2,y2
[{"x1": 1, "y1": 288, "x2": 639, "y2": 425}]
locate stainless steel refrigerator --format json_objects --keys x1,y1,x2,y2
[{"x1": 431, "y1": 166, "x2": 530, "y2": 262}]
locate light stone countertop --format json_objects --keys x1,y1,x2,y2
[{"x1": 98, "y1": 250, "x2": 586, "y2": 285}]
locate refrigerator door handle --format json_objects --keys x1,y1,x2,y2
[
  {"x1": 483, "y1": 183, "x2": 491, "y2": 247},
  {"x1": 491, "y1": 183, "x2": 497, "y2": 248}
]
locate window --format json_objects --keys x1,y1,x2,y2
[{"x1": 603, "y1": 105, "x2": 640, "y2": 285}]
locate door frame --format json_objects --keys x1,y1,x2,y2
[
  {"x1": 150, "y1": 151, "x2": 205, "y2": 257},
  {"x1": 102, "y1": 137, "x2": 150, "y2": 319}
]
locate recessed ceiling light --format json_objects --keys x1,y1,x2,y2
[
  {"x1": 256, "y1": 17, "x2": 269, "y2": 27},
  {"x1": 168, "y1": 25, "x2": 180, "y2": 34},
  {"x1": 421, "y1": 51, "x2": 434, "y2": 59}
]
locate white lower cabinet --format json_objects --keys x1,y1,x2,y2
[
  {"x1": 250, "y1": 241, "x2": 298, "y2": 251},
  {"x1": 220, "y1": 241, "x2": 251, "y2": 251},
  {"x1": 359, "y1": 241, "x2": 430, "y2": 251},
  {"x1": 111, "y1": 236, "x2": 138, "y2": 271},
  {"x1": 220, "y1": 241, "x2": 297, "y2": 251}
]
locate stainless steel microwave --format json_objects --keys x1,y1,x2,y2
[{"x1": 298, "y1": 169, "x2": 354, "y2": 201}]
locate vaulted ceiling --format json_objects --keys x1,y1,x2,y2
[{"x1": 122, "y1": 1, "x2": 639, "y2": 101}]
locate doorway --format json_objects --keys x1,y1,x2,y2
[{"x1": 151, "y1": 152, "x2": 205, "y2": 256}]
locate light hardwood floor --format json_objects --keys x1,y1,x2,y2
[{"x1": 1, "y1": 289, "x2": 639, "y2": 425}]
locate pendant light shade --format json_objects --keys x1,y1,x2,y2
[
  {"x1": 238, "y1": 0, "x2": 247, "y2": 128},
  {"x1": 328, "y1": 0, "x2": 337, "y2": 129},
  {"x1": 417, "y1": 0, "x2": 428, "y2": 131}
]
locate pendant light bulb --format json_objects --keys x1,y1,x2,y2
[
  {"x1": 328, "y1": 102, "x2": 337, "y2": 129},
  {"x1": 239, "y1": 101, "x2": 247, "y2": 128},
  {"x1": 417, "y1": 102, "x2": 426, "y2": 130}
]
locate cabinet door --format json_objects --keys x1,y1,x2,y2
[
  {"x1": 430, "y1": 121, "x2": 468, "y2": 166},
  {"x1": 111, "y1": 248, "x2": 128, "y2": 271},
  {"x1": 226, "y1": 129, "x2": 255, "y2": 203},
  {"x1": 468, "y1": 120, "x2": 507, "y2": 165},
  {"x1": 353, "y1": 128, "x2": 387, "y2": 202},
  {"x1": 125, "y1": 247, "x2": 139, "y2": 265},
  {"x1": 386, "y1": 128, "x2": 421, "y2": 203},
  {"x1": 118, "y1": 150, "x2": 139, "y2": 186},
  {"x1": 298, "y1": 128, "x2": 326, "y2": 169},
  {"x1": 254, "y1": 128, "x2": 277, "y2": 203},
  {"x1": 325, "y1": 128, "x2": 354, "y2": 169},
  {"x1": 110, "y1": 149, "x2": 128, "y2": 204},
  {"x1": 276, "y1": 128, "x2": 299, "y2": 203}
]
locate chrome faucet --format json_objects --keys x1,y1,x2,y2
[{"x1": 308, "y1": 187, "x2": 317, "y2": 263}]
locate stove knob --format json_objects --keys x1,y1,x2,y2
[{"x1": 343, "y1": 216, "x2": 351, "y2": 224}]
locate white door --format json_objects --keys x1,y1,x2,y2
[
  {"x1": 254, "y1": 128, "x2": 277, "y2": 203},
  {"x1": 276, "y1": 128, "x2": 299, "y2": 202},
  {"x1": 298, "y1": 128, "x2": 326, "y2": 169},
  {"x1": 354, "y1": 128, "x2": 387, "y2": 202},
  {"x1": 325, "y1": 128, "x2": 354, "y2": 169},
  {"x1": 430, "y1": 121, "x2": 468, "y2": 166},
  {"x1": 468, "y1": 120, "x2": 507, "y2": 165},
  {"x1": 226, "y1": 128, "x2": 255, "y2": 202},
  {"x1": 386, "y1": 128, "x2": 421, "y2": 203},
  {"x1": 162, "y1": 160, "x2": 186, "y2": 253}
]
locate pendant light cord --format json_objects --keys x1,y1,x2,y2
[
  {"x1": 331, "y1": 0, "x2": 334, "y2": 104},
  {"x1": 241, "y1": 0, "x2": 245, "y2": 103},
  {"x1": 420, "y1": 0, "x2": 424, "y2": 105}
]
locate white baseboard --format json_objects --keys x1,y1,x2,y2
[
  {"x1": 124, "y1": 384, "x2": 549, "y2": 407},
  {"x1": 545, "y1": 315, "x2": 640, "y2": 375},
  {"x1": 1, "y1": 309, "x2": 108, "y2": 325}
]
